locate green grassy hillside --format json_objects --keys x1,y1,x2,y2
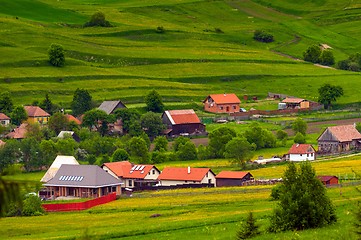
[{"x1": 1, "y1": 0, "x2": 361, "y2": 107}]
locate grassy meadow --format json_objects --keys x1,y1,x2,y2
[{"x1": 1, "y1": 0, "x2": 361, "y2": 107}]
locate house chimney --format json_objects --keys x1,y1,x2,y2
[{"x1": 188, "y1": 166, "x2": 191, "y2": 174}]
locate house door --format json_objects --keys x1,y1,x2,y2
[{"x1": 226, "y1": 106, "x2": 229, "y2": 112}]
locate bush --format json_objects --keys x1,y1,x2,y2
[
  {"x1": 150, "y1": 151, "x2": 168, "y2": 163},
  {"x1": 236, "y1": 212, "x2": 260, "y2": 239},
  {"x1": 48, "y1": 43, "x2": 65, "y2": 67},
  {"x1": 294, "y1": 132, "x2": 306, "y2": 144},
  {"x1": 303, "y1": 45, "x2": 321, "y2": 63},
  {"x1": 155, "y1": 26, "x2": 165, "y2": 33},
  {"x1": 177, "y1": 142, "x2": 197, "y2": 161},
  {"x1": 276, "y1": 130, "x2": 288, "y2": 140},
  {"x1": 319, "y1": 50, "x2": 335, "y2": 66},
  {"x1": 84, "y1": 12, "x2": 111, "y2": 27},
  {"x1": 22, "y1": 195, "x2": 44, "y2": 216},
  {"x1": 86, "y1": 154, "x2": 97, "y2": 165},
  {"x1": 112, "y1": 149, "x2": 129, "y2": 162},
  {"x1": 253, "y1": 30, "x2": 274, "y2": 43}
]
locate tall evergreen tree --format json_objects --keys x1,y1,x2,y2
[
  {"x1": 71, "y1": 88, "x2": 92, "y2": 116},
  {"x1": 40, "y1": 93, "x2": 53, "y2": 114},
  {"x1": 236, "y1": 212, "x2": 260, "y2": 239}
]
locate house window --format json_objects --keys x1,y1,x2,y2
[
  {"x1": 148, "y1": 172, "x2": 150, "y2": 175},
  {"x1": 311, "y1": 153, "x2": 313, "y2": 156},
  {"x1": 233, "y1": 106, "x2": 236, "y2": 110},
  {"x1": 128, "y1": 180, "x2": 132, "y2": 187},
  {"x1": 220, "y1": 106, "x2": 223, "y2": 110},
  {"x1": 300, "y1": 154, "x2": 302, "y2": 156},
  {"x1": 193, "y1": 181, "x2": 196, "y2": 183},
  {"x1": 152, "y1": 170, "x2": 155, "y2": 175},
  {"x1": 206, "y1": 172, "x2": 208, "y2": 177},
  {"x1": 208, "y1": 179, "x2": 212, "y2": 184},
  {"x1": 185, "y1": 180, "x2": 188, "y2": 183},
  {"x1": 307, "y1": 154, "x2": 309, "y2": 157}
]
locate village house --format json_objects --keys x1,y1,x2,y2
[
  {"x1": 43, "y1": 164, "x2": 122, "y2": 199},
  {"x1": 24, "y1": 106, "x2": 50, "y2": 124},
  {"x1": 5, "y1": 123, "x2": 28, "y2": 140},
  {"x1": 287, "y1": 144, "x2": 316, "y2": 161},
  {"x1": 98, "y1": 100, "x2": 126, "y2": 115},
  {"x1": 0, "y1": 113, "x2": 10, "y2": 126},
  {"x1": 65, "y1": 114, "x2": 82, "y2": 125},
  {"x1": 162, "y1": 109, "x2": 206, "y2": 137},
  {"x1": 203, "y1": 93, "x2": 241, "y2": 113},
  {"x1": 102, "y1": 161, "x2": 160, "y2": 189},
  {"x1": 41, "y1": 155, "x2": 80, "y2": 183},
  {"x1": 317, "y1": 176, "x2": 339, "y2": 186},
  {"x1": 157, "y1": 167, "x2": 216, "y2": 187},
  {"x1": 281, "y1": 97, "x2": 309, "y2": 109},
  {"x1": 216, "y1": 171, "x2": 253, "y2": 187},
  {"x1": 318, "y1": 124, "x2": 361, "y2": 154},
  {"x1": 57, "y1": 131, "x2": 80, "y2": 142}
]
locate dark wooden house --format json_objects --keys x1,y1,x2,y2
[
  {"x1": 162, "y1": 109, "x2": 205, "y2": 137},
  {"x1": 318, "y1": 124, "x2": 361, "y2": 154},
  {"x1": 317, "y1": 176, "x2": 339, "y2": 186},
  {"x1": 216, "y1": 171, "x2": 253, "y2": 187},
  {"x1": 98, "y1": 100, "x2": 126, "y2": 115}
]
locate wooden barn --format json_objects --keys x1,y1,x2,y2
[
  {"x1": 216, "y1": 171, "x2": 253, "y2": 187},
  {"x1": 317, "y1": 176, "x2": 339, "y2": 186},
  {"x1": 98, "y1": 100, "x2": 126, "y2": 115},
  {"x1": 203, "y1": 93, "x2": 241, "y2": 113},
  {"x1": 281, "y1": 97, "x2": 309, "y2": 109},
  {"x1": 162, "y1": 109, "x2": 205, "y2": 137},
  {"x1": 318, "y1": 124, "x2": 361, "y2": 154}
]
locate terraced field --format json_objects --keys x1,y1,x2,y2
[{"x1": 1, "y1": 0, "x2": 361, "y2": 107}]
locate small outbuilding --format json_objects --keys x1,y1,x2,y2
[
  {"x1": 216, "y1": 171, "x2": 253, "y2": 187},
  {"x1": 317, "y1": 176, "x2": 339, "y2": 186}
]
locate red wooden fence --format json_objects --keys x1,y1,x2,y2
[{"x1": 42, "y1": 193, "x2": 116, "y2": 212}]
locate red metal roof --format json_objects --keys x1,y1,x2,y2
[
  {"x1": 326, "y1": 125, "x2": 361, "y2": 142},
  {"x1": 317, "y1": 176, "x2": 338, "y2": 182},
  {"x1": 165, "y1": 109, "x2": 201, "y2": 125},
  {"x1": 206, "y1": 94, "x2": 241, "y2": 104},
  {"x1": 0, "y1": 113, "x2": 10, "y2": 120},
  {"x1": 103, "y1": 161, "x2": 158, "y2": 179},
  {"x1": 24, "y1": 106, "x2": 50, "y2": 117},
  {"x1": 65, "y1": 114, "x2": 81, "y2": 125},
  {"x1": 158, "y1": 167, "x2": 212, "y2": 181},
  {"x1": 216, "y1": 171, "x2": 251, "y2": 179},
  {"x1": 288, "y1": 144, "x2": 315, "y2": 154},
  {"x1": 282, "y1": 97, "x2": 305, "y2": 104}
]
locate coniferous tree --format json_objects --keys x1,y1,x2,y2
[
  {"x1": 236, "y1": 212, "x2": 260, "y2": 239},
  {"x1": 71, "y1": 88, "x2": 92, "y2": 116},
  {"x1": 40, "y1": 93, "x2": 53, "y2": 114}
]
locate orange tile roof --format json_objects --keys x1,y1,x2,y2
[
  {"x1": 103, "y1": 161, "x2": 158, "y2": 179},
  {"x1": 206, "y1": 94, "x2": 241, "y2": 104},
  {"x1": 216, "y1": 171, "x2": 251, "y2": 179},
  {"x1": 165, "y1": 109, "x2": 201, "y2": 124},
  {"x1": 24, "y1": 106, "x2": 50, "y2": 117},
  {"x1": 65, "y1": 114, "x2": 81, "y2": 125},
  {"x1": 0, "y1": 113, "x2": 10, "y2": 120},
  {"x1": 158, "y1": 167, "x2": 212, "y2": 181},
  {"x1": 6, "y1": 123, "x2": 28, "y2": 139},
  {"x1": 0, "y1": 140, "x2": 6, "y2": 147},
  {"x1": 288, "y1": 144, "x2": 315, "y2": 154},
  {"x1": 282, "y1": 97, "x2": 305, "y2": 104},
  {"x1": 327, "y1": 125, "x2": 361, "y2": 142}
]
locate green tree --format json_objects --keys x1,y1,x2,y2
[
  {"x1": 292, "y1": 118, "x2": 307, "y2": 135},
  {"x1": 86, "y1": 154, "x2": 96, "y2": 165},
  {"x1": 319, "y1": 50, "x2": 335, "y2": 66},
  {"x1": 114, "y1": 108, "x2": 141, "y2": 133},
  {"x1": 112, "y1": 148, "x2": 129, "y2": 162},
  {"x1": 0, "y1": 92, "x2": 13, "y2": 115},
  {"x1": 71, "y1": 88, "x2": 92, "y2": 116},
  {"x1": 236, "y1": 212, "x2": 260, "y2": 240},
  {"x1": 48, "y1": 112, "x2": 68, "y2": 134},
  {"x1": 39, "y1": 93, "x2": 54, "y2": 114},
  {"x1": 128, "y1": 137, "x2": 149, "y2": 163},
  {"x1": 253, "y1": 30, "x2": 274, "y2": 43},
  {"x1": 294, "y1": 132, "x2": 306, "y2": 144},
  {"x1": 140, "y1": 112, "x2": 165, "y2": 138},
  {"x1": 318, "y1": 84, "x2": 344, "y2": 109},
  {"x1": 244, "y1": 123, "x2": 275, "y2": 149},
  {"x1": 197, "y1": 144, "x2": 211, "y2": 160},
  {"x1": 129, "y1": 120, "x2": 142, "y2": 137},
  {"x1": 303, "y1": 45, "x2": 321, "y2": 63},
  {"x1": 150, "y1": 151, "x2": 168, "y2": 163},
  {"x1": 208, "y1": 127, "x2": 237, "y2": 158},
  {"x1": 173, "y1": 136, "x2": 191, "y2": 152},
  {"x1": 22, "y1": 195, "x2": 44, "y2": 216},
  {"x1": 276, "y1": 130, "x2": 288, "y2": 140},
  {"x1": 20, "y1": 137, "x2": 41, "y2": 172},
  {"x1": 145, "y1": 90, "x2": 164, "y2": 113},
  {"x1": 39, "y1": 140, "x2": 57, "y2": 167},
  {"x1": 355, "y1": 203, "x2": 361, "y2": 237},
  {"x1": 0, "y1": 140, "x2": 21, "y2": 173},
  {"x1": 84, "y1": 11, "x2": 111, "y2": 27},
  {"x1": 56, "y1": 138, "x2": 78, "y2": 156},
  {"x1": 154, "y1": 136, "x2": 168, "y2": 151},
  {"x1": 269, "y1": 162, "x2": 336, "y2": 232},
  {"x1": 10, "y1": 106, "x2": 27, "y2": 126},
  {"x1": 224, "y1": 137, "x2": 255, "y2": 168},
  {"x1": 177, "y1": 141, "x2": 197, "y2": 161},
  {"x1": 48, "y1": 43, "x2": 65, "y2": 67},
  {"x1": 82, "y1": 109, "x2": 109, "y2": 133}
]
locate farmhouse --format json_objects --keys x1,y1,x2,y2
[
  {"x1": 57, "y1": 131, "x2": 80, "y2": 142},
  {"x1": 203, "y1": 93, "x2": 241, "y2": 113},
  {"x1": 98, "y1": 100, "x2": 126, "y2": 115},
  {"x1": 287, "y1": 144, "x2": 316, "y2": 161},
  {"x1": 0, "y1": 113, "x2": 10, "y2": 126},
  {"x1": 216, "y1": 171, "x2": 253, "y2": 187},
  {"x1": 318, "y1": 124, "x2": 361, "y2": 154},
  {"x1": 5, "y1": 123, "x2": 28, "y2": 140},
  {"x1": 157, "y1": 167, "x2": 216, "y2": 187},
  {"x1": 282, "y1": 97, "x2": 309, "y2": 109},
  {"x1": 162, "y1": 109, "x2": 205, "y2": 136},
  {"x1": 317, "y1": 176, "x2": 339, "y2": 186},
  {"x1": 24, "y1": 106, "x2": 50, "y2": 124},
  {"x1": 43, "y1": 164, "x2": 122, "y2": 199},
  {"x1": 102, "y1": 161, "x2": 160, "y2": 189},
  {"x1": 41, "y1": 155, "x2": 79, "y2": 183}
]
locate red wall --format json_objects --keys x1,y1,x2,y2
[{"x1": 42, "y1": 193, "x2": 116, "y2": 212}]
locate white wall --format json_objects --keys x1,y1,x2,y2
[
  {"x1": 289, "y1": 153, "x2": 315, "y2": 161},
  {"x1": 144, "y1": 167, "x2": 160, "y2": 180},
  {"x1": 159, "y1": 170, "x2": 216, "y2": 186}
]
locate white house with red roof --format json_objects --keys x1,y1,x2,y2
[
  {"x1": 287, "y1": 144, "x2": 316, "y2": 161},
  {"x1": 102, "y1": 161, "x2": 160, "y2": 189},
  {"x1": 203, "y1": 93, "x2": 241, "y2": 113},
  {"x1": 216, "y1": 171, "x2": 253, "y2": 187},
  {"x1": 0, "y1": 113, "x2": 10, "y2": 126},
  {"x1": 162, "y1": 109, "x2": 205, "y2": 137},
  {"x1": 318, "y1": 124, "x2": 361, "y2": 153},
  {"x1": 157, "y1": 167, "x2": 216, "y2": 186}
]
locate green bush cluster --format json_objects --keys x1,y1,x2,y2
[
  {"x1": 337, "y1": 53, "x2": 361, "y2": 72},
  {"x1": 253, "y1": 30, "x2": 274, "y2": 43},
  {"x1": 303, "y1": 45, "x2": 334, "y2": 66}
]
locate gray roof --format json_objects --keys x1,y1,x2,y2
[
  {"x1": 44, "y1": 165, "x2": 122, "y2": 188},
  {"x1": 98, "y1": 101, "x2": 126, "y2": 115},
  {"x1": 57, "y1": 131, "x2": 74, "y2": 138}
]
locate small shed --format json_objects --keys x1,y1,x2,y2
[
  {"x1": 317, "y1": 176, "x2": 339, "y2": 186},
  {"x1": 216, "y1": 171, "x2": 253, "y2": 187}
]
